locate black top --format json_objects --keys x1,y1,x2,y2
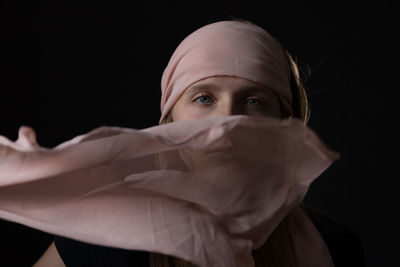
[
  {"x1": 53, "y1": 236, "x2": 149, "y2": 267},
  {"x1": 0, "y1": 219, "x2": 53, "y2": 267},
  {"x1": 54, "y1": 205, "x2": 365, "y2": 267},
  {"x1": 302, "y1": 205, "x2": 365, "y2": 267}
]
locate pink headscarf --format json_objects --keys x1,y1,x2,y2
[{"x1": 160, "y1": 21, "x2": 292, "y2": 123}]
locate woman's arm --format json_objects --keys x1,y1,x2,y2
[{"x1": 33, "y1": 242, "x2": 65, "y2": 267}]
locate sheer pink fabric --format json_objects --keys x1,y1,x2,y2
[
  {"x1": 0, "y1": 115, "x2": 337, "y2": 267},
  {"x1": 160, "y1": 21, "x2": 292, "y2": 123}
]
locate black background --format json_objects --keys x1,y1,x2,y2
[{"x1": 0, "y1": 0, "x2": 398, "y2": 266}]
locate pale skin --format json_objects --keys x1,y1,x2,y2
[
  {"x1": 34, "y1": 76, "x2": 284, "y2": 266},
  {"x1": 171, "y1": 76, "x2": 283, "y2": 121}
]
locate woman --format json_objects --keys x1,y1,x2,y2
[{"x1": 1, "y1": 20, "x2": 363, "y2": 267}]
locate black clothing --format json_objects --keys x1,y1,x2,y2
[
  {"x1": 53, "y1": 236, "x2": 149, "y2": 267},
  {"x1": 0, "y1": 219, "x2": 53, "y2": 267},
  {"x1": 53, "y1": 205, "x2": 365, "y2": 267},
  {"x1": 303, "y1": 205, "x2": 365, "y2": 267}
]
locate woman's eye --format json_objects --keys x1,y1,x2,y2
[
  {"x1": 194, "y1": 95, "x2": 213, "y2": 104},
  {"x1": 246, "y1": 98, "x2": 264, "y2": 106}
]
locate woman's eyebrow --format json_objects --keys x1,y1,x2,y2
[
  {"x1": 184, "y1": 83, "x2": 274, "y2": 96},
  {"x1": 241, "y1": 86, "x2": 267, "y2": 92},
  {"x1": 184, "y1": 83, "x2": 219, "y2": 95},
  {"x1": 238, "y1": 86, "x2": 276, "y2": 97}
]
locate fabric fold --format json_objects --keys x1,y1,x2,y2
[{"x1": 0, "y1": 115, "x2": 338, "y2": 267}]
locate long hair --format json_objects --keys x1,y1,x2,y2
[{"x1": 150, "y1": 19, "x2": 312, "y2": 267}]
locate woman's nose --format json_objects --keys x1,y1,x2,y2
[{"x1": 215, "y1": 101, "x2": 241, "y2": 116}]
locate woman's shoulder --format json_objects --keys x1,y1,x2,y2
[{"x1": 301, "y1": 204, "x2": 365, "y2": 267}]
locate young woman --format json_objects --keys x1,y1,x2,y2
[{"x1": 1, "y1": 20, "x2": 364, "y2": 267}]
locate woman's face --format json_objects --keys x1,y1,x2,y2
[{"x1": 171, "y1": 76, "x2": 282, "y2": 121}]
